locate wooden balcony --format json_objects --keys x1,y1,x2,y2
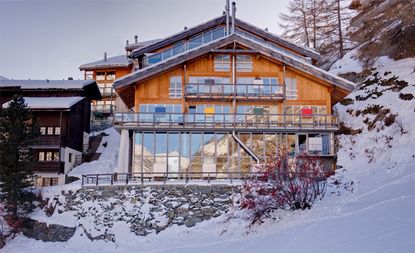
[
  {"x1": 33, "y1": 135, "x2": 63, "y2": 147},
  {"x1": 33, "y1": 161, "x2": 65, "y2": 173},
  {"x1": 184, "y1": 83, "x2": 284, "y2": 101},
  {"x1": 113, "y1": 112, "x2": 339, "y2": 132}
]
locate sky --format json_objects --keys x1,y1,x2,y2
[{"x1": 0, "y1": 0, "x2": 289, "y2": 80}]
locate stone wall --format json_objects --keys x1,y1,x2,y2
[{"x1": 53, "y1": 185, "x2": 239, "y2": 241}]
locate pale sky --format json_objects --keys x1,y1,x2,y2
[{"x1": 0, "y1": 0, "x2": 289, "y2": 80}]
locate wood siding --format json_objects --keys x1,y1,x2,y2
[{"x1": 133, "y1": 54, "x2": 332, "y2": 113}]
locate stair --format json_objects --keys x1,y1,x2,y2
[{"x1": 83, "y1": 134, "x2": 105, "y2": 162}]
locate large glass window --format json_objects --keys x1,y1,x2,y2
[
  {"x1": 236, "y1": 55, "x2": 253, "y2": 72},
  {"x1": 169, "y1": 76, "x2": 182, "y2": 98},
  {"x1": 285, "y1": 78, "x2": 298, "y2": 100},
  {"x1": 96, "y1": 72, "x2": 105, "y2": 81},
  {"x1": 214, "y1": 55, "x2": 231, "y2": 72}
]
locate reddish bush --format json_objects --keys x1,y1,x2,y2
[{"x1": 240, "y1": 147, "x2": 329, "y2": 224}]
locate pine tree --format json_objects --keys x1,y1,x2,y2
[{"x1": 0, "y1": 95, "x2": 37, "y2": 223}]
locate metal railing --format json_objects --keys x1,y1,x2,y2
[
  {"x1": 34, "y1": 135, "x2": 63, "y2": 146},
  {"x1": 184, "y1": 83, "x2": 284, "y2": 99},
  {"x1": 81, "y1": 171, "x2": 260, "y2": 187},
  {"x1": 113, "y1": 112, "x2": 339, "y2": 130},
  {"x1": 91, "y1": 104, "x2": 115, "y2": 113},
  {"x1": 98, "y1": 87, "x2": 114, "y2": 97}
]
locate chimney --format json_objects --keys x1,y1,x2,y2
[
  {"x1": 126, "y1": 40, "x2": 129, "y2": 45},
  {"x1": 231, "y1": 2, "x2": 236, "y2": 34},
  {"x1": 68, "y1": 77, "x2": 73, "y2": 80},
  {"x1": 104, "y1": 52, "x2": 107, "y2": 62},
  {"x1": 265, "y1": 28, "x2": 268, "y2": 32},
  {"x1": 134, "y1": 35, "x2": 138, "y2": 44},
  {"x1": 184, "y1": 26, "x2": 188, "y2": 30},
  {"x1": 225, "y1": 0, "x2": 230, "y2": 35}
]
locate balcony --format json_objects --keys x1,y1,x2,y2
[
  {"x1": 113, "y1": 112, "x2": 339, "y2": 131},
  {"x1": 184, "y1": 83, "x2": 284, "y2": 101},
  {"x1": 92, "y1": 104, "x2": 115, "y2": 114},
  {"x1": 98, "y1": 87, "x2": 114, "y2": 97},
  {"x1": 33, "y1": 161, "x2": 65, "y2": 173},
  {"x1": 33, "y1": 135, "x2": 63, "y2": 147}
]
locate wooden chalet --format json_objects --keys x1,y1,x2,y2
[
  {"x1": 0, "y1": 80, "x2": 101, "y2": 186},
  {"x1": 84, "y1": 2, "x2": 355, "y2": 185}
]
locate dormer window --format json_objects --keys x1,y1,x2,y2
[{"x1": 214, "y1": 55, "x2": 231, "y2": 72}]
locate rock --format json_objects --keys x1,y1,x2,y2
[
  {"x1": 22, "y1": 218, "x2": 76, "y2": 242},
  {"x1": 185, "y1": 217, "x2": 202, "y2": 227}
]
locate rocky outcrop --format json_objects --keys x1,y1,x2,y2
[{"x1": 21, "y1": 218, "x2": 75, "y2": 242}]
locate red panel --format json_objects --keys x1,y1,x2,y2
[{"x1": 301, "y1": 108, "x2": 313, "y2": 118}]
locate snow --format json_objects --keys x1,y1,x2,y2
[
  {"x1": 0, "y1": 79, "x2": 95, "y2": 89},
  {"x1": 329, "y1": 48, "x2": 364, "y2": 75},
  {"x1": 2, "y1": 96, "x2": 84, "y2": 109},
  {"x1": 3, "y1": 58, "x2": 415, "y2": 252},
  {"x1": 68, "y1": 128, "x2": 120, "y2": 177}
]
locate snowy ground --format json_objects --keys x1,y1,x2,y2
[{"x1": 3, "y1": 57, "x2": 415, "y2": 252}]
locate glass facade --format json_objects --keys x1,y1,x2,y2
[{"x1": 132, "y1": 131, "x2": 333, "y2": 178}]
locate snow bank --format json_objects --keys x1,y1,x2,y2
[
  {"x1": 329, "y1": 48, "x2": 363, "y2": 75},
  {"x1": 68, "y1": 128, "x2": 120, "y2": 177}
]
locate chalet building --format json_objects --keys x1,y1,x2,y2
[
  {"x1": 79, "y1": 38, "x2": 160, "y2": 130},
  {"x1": 92, "y1": 2, "x2": 355, "y2": 182},
  {"x1": 0, "y1": 80, "x2": 101, "y2": 186}
]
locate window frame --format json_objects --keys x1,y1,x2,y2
[
  {"x1": 236, "y1": 55, "x2": 253, "y2": 72},
  {"x1": 214, "y1": 55, "x2": 231, "y2": 72},
  {"x1": 169, "y1": 76, "x2": 182, "y2": 99}
]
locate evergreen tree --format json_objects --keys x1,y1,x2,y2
[{"x1": 0, "y1": 95, "x2": 37, "y2": 222}]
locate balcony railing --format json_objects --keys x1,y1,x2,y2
[
  {"x1": 92, "y1": 104, "x2": 115, "y2": 114},
  {"x1": 113, "y1": 112, "x2": 339, "y2": 130},
  {"x1": 33, "y1": 135, "x2": 63, "y2": 146},
  {"x1": 33, "y1": 161, "x2": 65, "y2": 173},
  {"x1": 184, "y1": 83, "x2": 284, "y2": 100},
  {"x1": 98, "y1": 87, "x2": 114, "y2": 97}
]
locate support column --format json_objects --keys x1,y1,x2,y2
[{"x1": 117, "y1": 129, "x2": 130, "y2": 173}]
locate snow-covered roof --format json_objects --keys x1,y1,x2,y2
[
  {"x1": 79, "y1": 55, "x2": 132, "y2": 70},
  {"x1": 0, "y1": 75, "x2": 9, "y2": 80},
  {"x1": 2, "y1": 96, "x2": 84, "y2": 109},
  {"x1": 0, "y1": 79, "x2": 96, "y2": 89}
]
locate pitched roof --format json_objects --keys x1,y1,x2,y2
[
  {"x1": 0, "y1": 79, "x2": 96, "y2": 89},
  {"x1": 130, "y1": 15, "x2": 319, "y2": 60},
  {"x1": 114, "y1": 33, "x2": 354, "y2": 108},
  {"x1": 2, "y1": 97, "x2": 84, "y2": 110},
  {"x1": 79, "y1": 55, "x2": 132, "y2": 70}
]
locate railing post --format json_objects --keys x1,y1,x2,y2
[
  {"x1": 208, "y1": 173, "x2": 210, "y2": 184},
  {"x1": 81, "y1": 175, "x2": 84, "y2": 187},
  {"x1": 299, "y1": 112, "x2": 302, "y2": 129},
  {"x1": 95, "y1": 174, "x2": 98, "y2": 186},
  {"x1": 126, "y1": 174, "x2": 129, "y2": 185},
  {"x1": 325, "y1": 115, "x2": 328, "y2": 129},
  {"x1": 111, "y1": 174, "x2": 113, "y2": 185}
]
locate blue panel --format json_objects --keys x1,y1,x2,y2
[{"x1": 155, "y1": 107, "x2": 166, "y2": 113}]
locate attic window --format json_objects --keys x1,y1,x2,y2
[
  {"x1": 236, "y1": 55, "x2": 253, "y2": 72},
  {"x1": 214, "y1": 55, "x2": 231, "y2": 72}
]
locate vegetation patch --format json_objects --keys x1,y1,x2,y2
[{"x1": 399, "y1": 93, "x2": 414, "y2": 100}]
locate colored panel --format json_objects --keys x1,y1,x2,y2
[
  {"x1": 301, "y1": 108, "x2": 313, "y2": 118},
  {"x1": 155, "y1": 107, "x2": 166, "y2": 113},
  {"x1": 204, "y1": 107, "x2": 215, "y2": 114},
  {"x1": 253, "y1": 107, "x2": 264, "y2": 115}
]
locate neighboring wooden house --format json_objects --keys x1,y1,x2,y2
[
  {"x1": 108, "y1": 3, "x2": 355, "y2": 180},
  {"x1": 0, "y1": 80, "x2": 101, "y2": 186},
  {"x1": 79, "y1": 39, "x2": 160, "y2": 131}
]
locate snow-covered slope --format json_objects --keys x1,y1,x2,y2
[{"x1": 3, "y1": 59, "x2": 415, "y2": 252}]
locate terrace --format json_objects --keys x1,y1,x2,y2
[{"x1": 113, "y1": 112, "x2": 339, "y2": 131}]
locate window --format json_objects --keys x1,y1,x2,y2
[
  {"x1": 38, "y1": 152, "x2": 45, "y2": 161},
  {"x1": 54, "y1": 127, "x2": 61, "y2": 135},
  {"x1": 236, "y1": 55, "x2": 253, "y2": 72},
  {"x1": 46, "y1": 152, "x2": 53, "y2": 161},
  {"x1": 169, "y1": 76, "x2": 182, "y2": 98},
  {"x1": 53, "y1": 152, "x2": 59, "y2": 161},
  {"x1": 35, "y1": 177, "x2": 59, "y2": 187},
  {"x1": 69, "y1": 153, "x2": 73, "y2": 163},
  {"x1": 47, "y1": 127, "x2": 54, "y2": 135},
  {"x1": 285, "y1": 78, "x2": 298, "y2": 99},
  {"x1": 40, "y1": 127, "x2": 46, "y2": 135},
  {"x1": 85, "y1": 71, "x2": 94, "y2": 80},
  {"x1": 106, "y1": 71, "x2": 116, "y2": 80},
  {"x1": 214, "y1": 55, "x2": 231, "y2": 72},
  {"x1": 96, "y1": 72, "x2": 105, "y2": 81}
]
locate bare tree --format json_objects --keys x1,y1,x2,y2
[{"x1": 279, "y1": 0, "x2": 311, "y2": 48}]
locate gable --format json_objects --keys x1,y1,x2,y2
[{"x1": 114, "y1": 34, "x2": 354, "y2": 108}]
